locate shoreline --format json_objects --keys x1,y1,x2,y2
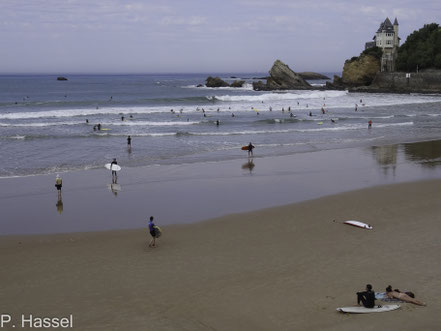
[
  {"x1": 1, "y1": 139, "x2": 441, "y2": 236},
  {"x1": 1, "y1": 179, "x2": 440, "y2": 330}
]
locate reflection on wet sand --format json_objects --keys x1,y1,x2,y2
[
  {"x1": 371, "y1": 145, "x2": 398, "y2": 176},
  {"x1": 242, "y1": 158, "x2": 255, "y2": 174},
  {"x1": 56, "y1": 197, "x2": 63, "y2": 214},
  {"x1": 107, "y1": 183, "x2": 122, "y2": 196},
  {"x1": 402, "y1": 140, "x2": 441, "y2": 167},
  {"x1": 371, "y1": 139, "x2": 441, "y2": 174}
]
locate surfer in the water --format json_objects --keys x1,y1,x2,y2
[
  {"x1": 247, "y1": 142, "x2": 255, "y2": 157},
  {"x1": 356, "y1": 284, "x2": 376, "y2": 308},
  {"x1": 148, "y1": 216, "x2": 157, "y2": 248},
  {"x1": 127, "y1": 135, "x2": 131, "y2": 148}
]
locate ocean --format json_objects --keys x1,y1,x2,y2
[{"x1": 1, "y1": 73, "x2": 441, "y2": 178}]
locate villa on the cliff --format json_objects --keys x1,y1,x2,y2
[{"x1": 365, "y1": 17, "x2": 400, "y2": 72}]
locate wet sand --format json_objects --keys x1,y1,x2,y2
[
  {"x1": 0, "y1": 179, "x2": 440, "y2": 330},
  {"x1": 1, "y1": 140, "x2": 441, "y2": 235}
]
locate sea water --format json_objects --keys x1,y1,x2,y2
[{"x1": 1, "y1": 73, "x2": 441, "y2": 178}]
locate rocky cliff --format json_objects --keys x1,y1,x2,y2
[
  {"x1": 253, "y1": 60, "x2": 312, "y2": 91},
  {"x1": 352, "y1": 70, "x2": 441, "y2": 93},
  {"x1": 326, "y1": 54, "x2": 380, "y2": 89},
  {"x1": 341, "y1": 54, "x2": 380, "y2": 86}
]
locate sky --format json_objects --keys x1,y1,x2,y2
[{"x1": 1, "y1": 0, "x2": 440, "y2": 74}]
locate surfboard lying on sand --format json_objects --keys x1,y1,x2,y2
[
  {"x1": 343, "y1": 220, "x2": 373, "y2": 230},
  {"x1": 105, "y1": 163, "x2": 122, "y2": 171},
  {"x1": 337, "y1": 305, "x2": 400, "y2": 314}
]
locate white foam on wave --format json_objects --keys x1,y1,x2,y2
[
  {"x1": 0, "y1": 106, "x2": 176, "y2": 120},
  {"x1": 102, "y1": 120, "x2": 199, "y2": 127},
  {"x1": 214, "y1": 90, "x2": 348, "y2": 102},
  {"x1": 0, "y1": 121, "x2": 85, "y2": 127}
]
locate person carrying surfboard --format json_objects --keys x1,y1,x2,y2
[
  {"x1": 247, "y1": 142, "x2": 255, "y2": 157},
  {"x1": 148, "y1": 216, "x2": 159, "y2": 248},
  {"x1": 55, "y1": 174, "x2": 62, "y2": 199},
  {"x1": 111, "y1": 158, "x2": 118, "y2": 183},
  {"x1": 357, "y1": 284, "x2": 376, "y2": 308}
]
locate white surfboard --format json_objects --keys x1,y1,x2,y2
[
  {"x1": 105, "y1": 163, "x2": 121, "y2": 171},
  {"x1": 343, "y1": 220, "x2": 372, "y2": 230},
  {"x1": 337, "y1": 304, "x2": 400, "y2": 314}
]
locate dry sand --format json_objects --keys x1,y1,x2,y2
[{"x1": 1, "y1": 179, "x2": 440, "y2": 330}]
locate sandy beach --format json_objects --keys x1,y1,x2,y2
[
  {"x1": 1, "y1": 140, "x2": 441, "y2": 330},
  {"x1": 1, "y1": 177, "x2": 441, "y2": 330}
]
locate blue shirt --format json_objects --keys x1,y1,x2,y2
[{"x1": 148, "y1": 221, "x2": 155, "y2": 232}]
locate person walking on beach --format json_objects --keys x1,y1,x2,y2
[
  {"x1": 148, "y1": 216, "x2": 158, "y2": 248},
  {"x1": 111, "y1": 158, "x2": 118, "y2": 183},
  {"x1": 55, "y1": 174, "x2": 63, "y2": 199},
  {"x1": 127, "y1": 135, "x2": 132, "y2": 148},
  {"x1": 356, "y1": 284, "x2": 376, "y2": 308},
  {"x1": 247, "y1": 142, "x2": 255, "y2": 157}
]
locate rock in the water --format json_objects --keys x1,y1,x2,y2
[
  {"x1": 230, "y1": 80, "x2": 245, "y2": 88},
  {"x1": 205, "y1": 76, "x2": 229, "y2": 87},
  {"x1": 326, "y1": 75, "x2": 346, "y2": 89},
  {"x1": 57, "y1": 76, "x2": 68, "y2": 81},
  {"x1": 298, "y1": 72, "x2": 330, "y2": 80},
  {"x1": 252, "y1": 81, "x2": 267, "y2": 91},
  {"x1": 253, "y1": 60, "x2": 312, "y2": 90}
]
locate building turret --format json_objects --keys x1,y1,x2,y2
[{"x1": 365, "y1": 17, "x2": 400, "y2": 72}]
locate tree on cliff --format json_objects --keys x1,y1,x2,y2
[{"x1": 396, "y1": 23, "x2": 441, "y2": 71}]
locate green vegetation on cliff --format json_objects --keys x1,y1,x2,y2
[
  {"x1": 396, "y1": 23, "x2": 441, "y2": 71},
  {"x1": 348, "y1": 47, "x2": 382, "y2": 63}
]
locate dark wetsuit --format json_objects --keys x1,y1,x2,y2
[
  {"x1": 357, "y1": 290, "x2": 376, "y2": 308},
  {"x1": 149, "y1": 221, "x2": 156, "y2": 238}
]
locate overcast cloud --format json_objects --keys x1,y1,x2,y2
[{"x1": 1, "y1": 0, "x2": 440, "y2": 74}]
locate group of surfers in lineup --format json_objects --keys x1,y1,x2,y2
[
  {"x1": 85, "y1": 96, "x2": 373, "y2": 131},
  {"x1": 357, "y1": 284, "x2": 426, "y2": 308}
]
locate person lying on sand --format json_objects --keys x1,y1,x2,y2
[{"x1": 386, "y1": 285, "x2": 426, "y2": 306}]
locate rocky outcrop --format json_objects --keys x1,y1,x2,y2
[
  {"x1": 341, "y1": 54, "x2": 380, "y2": 87},
  {"x1": 326, "y1": 75, "x2": 346, "y2": 90},
  {"x1": 57, "y1": 76, "x2": 68, "y2": 81},
  {"x1": 253, "y1": 60, "x2": 312, "y2": 91},
  {"x1": 230, "y1": 80, "x2": 245, "y2": 88},
  {"x1": 298, "y1": 72, "x2": 330, "y2": 80},
  {"x1": 205, "y1": 76, "x2": 229, "y2": 87}
]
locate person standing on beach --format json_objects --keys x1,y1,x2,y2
[
  {"x1": 111, "y1": 158, "x2": 118, "y2": 183},
  {"x1": 55, "y1": 174, "x2": 62, "y2": 199},
  {"x1": 368, "y1": 120, "x2": 372, "y2": 128},
  {"x1": 148, "y1": 216, "x2": 158, "y2": 248},
  {"x1": 127, "y1": 135, "x2": 132, "y2": 148},
  {"x1": 247, "y1": 142, "x2": 255, "y2": 157},
  {"x1": 356, "y1": 284, "x2": 376, "y2": 308}
]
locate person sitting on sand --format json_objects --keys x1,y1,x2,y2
[
  {"x1": 386, "y1": 285, "x2": 426, "y2": 306},
  {"x1": 148, "y1": 216, "x2": 158, "y2": 248},
  {"x1": 357, "y1": 284, "x2": 376, "y2": 308}
]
